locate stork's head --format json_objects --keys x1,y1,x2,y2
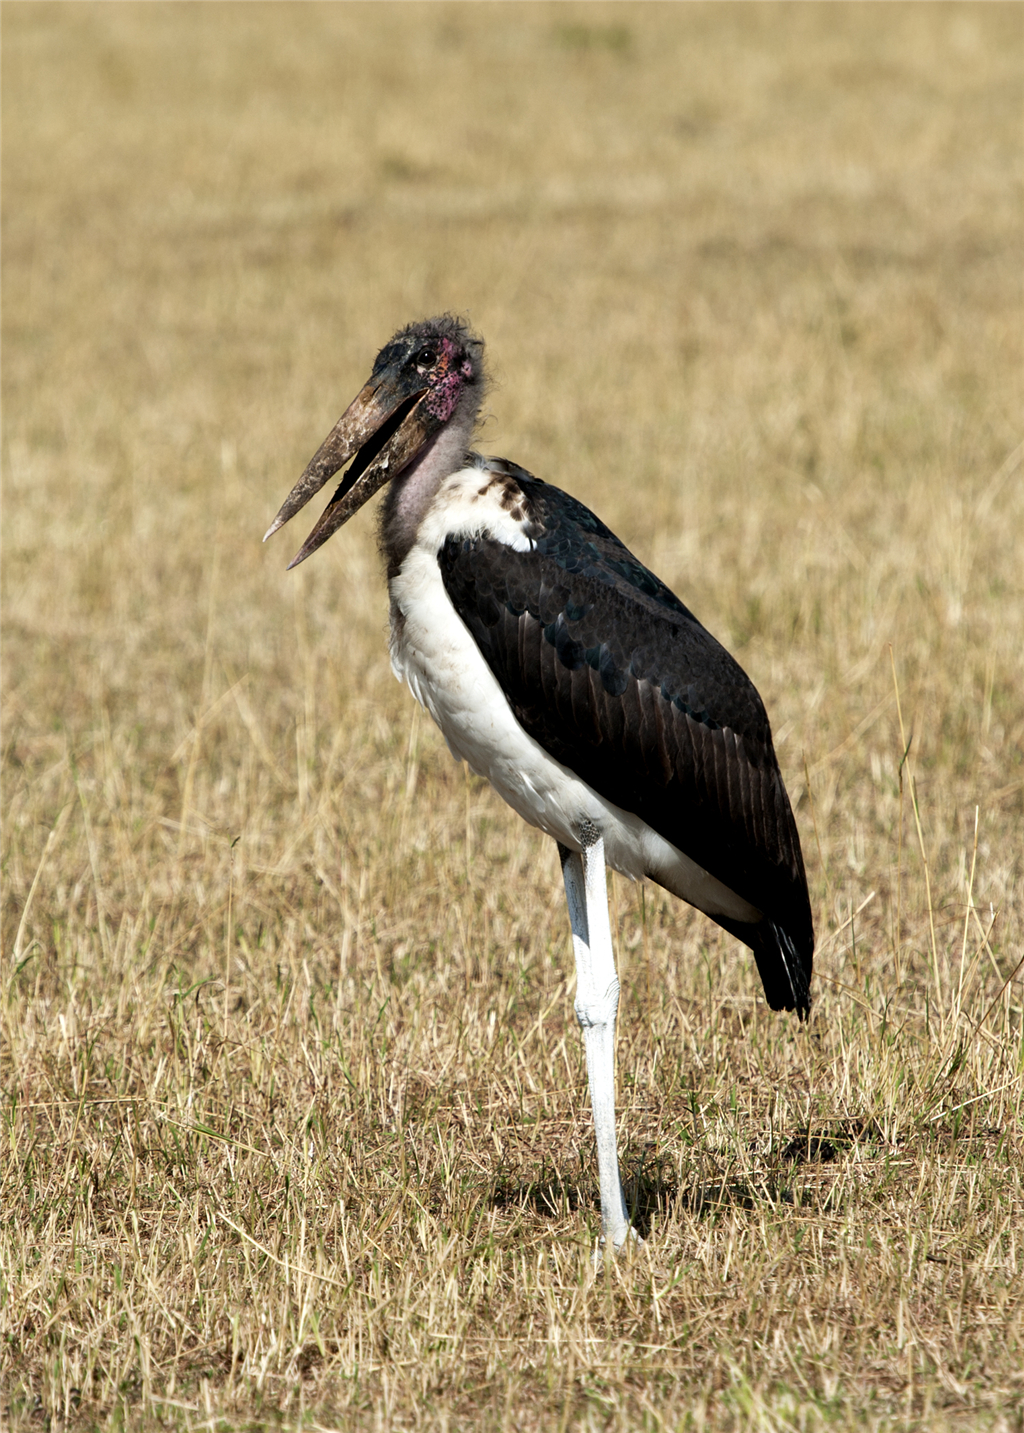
[{"x1": 265, "y1": 315, "x2": 484, "y2": 568}]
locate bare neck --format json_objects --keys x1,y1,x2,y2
[{"x1": 378, "y1": 385, "x2": 481, "y2": 579}]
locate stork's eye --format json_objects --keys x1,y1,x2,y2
[{"x1": 413, "y1": 346, "x2": 438, "y2": 369}]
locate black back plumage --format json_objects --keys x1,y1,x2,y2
[{"x1": 438, "y1": 462, "x2": 813, "y2": 1014}]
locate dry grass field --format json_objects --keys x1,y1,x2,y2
[{"x1": 3, "y1": 4, "x2": 1023, "y2": 1429}]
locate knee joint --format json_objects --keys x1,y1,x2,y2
[{"x1": 574, "y1": 978, "x2": 620, "y2": 1031}]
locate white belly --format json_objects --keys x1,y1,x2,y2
[{"x1": 387, "y1": 469, "x2": 760, "y2": 925}]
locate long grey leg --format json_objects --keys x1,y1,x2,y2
[{"x1": 559, "y1": 834, "x2": 633, "y2": 1250}]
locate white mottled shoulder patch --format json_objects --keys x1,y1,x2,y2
[{"x1": 416, "y1": 464, "x2": 535, "y2": 555}]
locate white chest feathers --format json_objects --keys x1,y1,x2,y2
[{"x1": 387, "y1": 463, "x2": 535, "y2": 784}]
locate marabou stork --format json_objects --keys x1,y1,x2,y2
[{"x1": 266, "y1": 315, "x2": 813, "y2": 1250}]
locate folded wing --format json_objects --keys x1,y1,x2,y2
[{"x1": 439, "y1": 471, "x2": 813, "y2": 1013}]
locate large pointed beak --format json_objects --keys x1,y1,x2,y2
[{"x1": 264, "y1": 380, "x2": 437, "y2": 569}]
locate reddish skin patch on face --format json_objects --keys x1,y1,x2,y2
[{"x1": 425, "y1": 336, "x2": 468, "y2": 422}]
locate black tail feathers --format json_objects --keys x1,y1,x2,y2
[
  {"x1": 716, "y1": 912, "x2": 813, "y2": 1018},
  {"x1": 751, "y1": 919, "x2": 812, "y2": 1019}
]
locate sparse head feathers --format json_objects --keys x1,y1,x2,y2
[{"x1": 374, "y1": 315, "x2": 485, "y2": 384}]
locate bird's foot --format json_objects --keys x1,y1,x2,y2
[{"x1": 592, "y1": 1223, "x2": 644, "y2": 1266}]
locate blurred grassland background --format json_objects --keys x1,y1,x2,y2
[{"x1": 2, "y1": 3, "x2": 1023, "y2": 1430}]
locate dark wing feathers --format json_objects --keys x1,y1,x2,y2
[{"x1": 438, "y1": 473, "x2": 813, "y2": 1014}]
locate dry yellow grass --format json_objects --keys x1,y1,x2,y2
[{"x1": 2, "y1": 4, "x2": 1022, "y2": 1429}]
